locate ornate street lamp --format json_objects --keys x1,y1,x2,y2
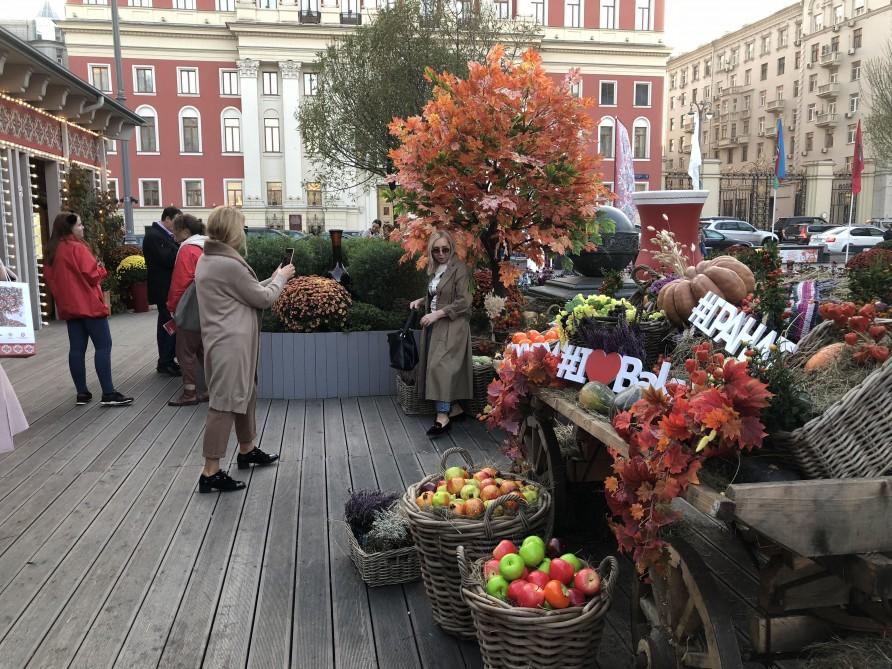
[{"x1": 688, "y1": 100, "x2": 714, "y2": 154}]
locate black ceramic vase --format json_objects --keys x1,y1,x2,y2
[{"x1": 327, "y1": 229, "x2": 352, "y2": 288}]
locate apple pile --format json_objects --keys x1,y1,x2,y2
[
  {"x1": 482, "y1": 536, "x2": 601, "y2": 609},
  {"x1": 414, "y1": 465, "x2": 540, "y2": 519}
]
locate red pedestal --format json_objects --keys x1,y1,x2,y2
[
  {"x1": 130, "y1": 281, "x2": 149, "y2": 313},
  {"x1": 633, "y1": 190, "x2": 709, "y2": 271}
]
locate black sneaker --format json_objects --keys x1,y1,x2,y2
[
  {"x1": 236, "y1": 447, "x2": 280, "y2": 470},
  {"x1": 156, "y1": 363, "x2": 182, "y2": 377},
  {"x1": 100, "y1": 392, "x2": 134, "y2": 407},
  {"x1": 76, "y1": 392, "x2": 93, "y2": 406},
  {"x1": 198, "y1": 470, "x2": 246, "y2": 494}
]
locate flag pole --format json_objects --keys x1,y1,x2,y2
[
  {"x1": 613, "y1": 115, "x2": 619, "y2": 190},
  {"x1": 847, "y1": 119, "x2": 864, "y2": 265},
  {"x1": 845, "y1": 191, "x2": 855, "y2": 265}
]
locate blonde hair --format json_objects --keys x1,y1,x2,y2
[
  {"x1": 426, "y1": 229, "x2": 455, "y2": 275},
  {"x1": 207, "y1": 205, "x2": 245, "y2": 250}
]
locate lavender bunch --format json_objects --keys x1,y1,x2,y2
[
  {"x1": 576, "y1": 311, "x2": 646, "y2": 361},
  {"x1": 345, "y1": 489, "x2": 400, "y2": 539},
  {"x1": 647, "y1": 274, "x2": 678, "y2": 296}
]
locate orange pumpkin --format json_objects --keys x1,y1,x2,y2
[
  {"x1": 804, "y1": 342, "x2": 846, "y2": 371},
  {"x1": 657, "y1": 256, "x2": 756, "y2": 327}
]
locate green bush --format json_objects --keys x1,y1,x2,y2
[
  {"x1": 876, "y1": 240, "x2": 892, "y2": 251},
  {"x1": 343, "y1": 237, "x2": 427, "y2": 310},
  {"x1": 344, "y1": 301, "x2": 405, "y2": 332},
  {"x1": 245, "y1": 235, "x2": 332, "y2": 281}
]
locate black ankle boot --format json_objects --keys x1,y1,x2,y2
[
  {"x1": 237, "y1": 447, "x2": 279, "y2": 470},
  {"x1": 198, "y1": 470, "x2": 246, "y2": 493}
]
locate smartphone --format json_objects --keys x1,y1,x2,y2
[{"x1": 281, "y1": 247, "x2": 294, "y2": 268}]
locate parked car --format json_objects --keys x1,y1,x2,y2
[
  {"x1": 774, "y1": 216, "x2": 828, "y2": 239},
  {"x1": 281, "y1": 229, "x2": 305, "y2": 239},
  {"x1": 245, "y1": 227, "x2": 290, "y2": 239},
  {"x1": 810, "y1": 225, "x2": 887, "y2": 253},
  {"x1": 703, "y1": 229, "x2": 754, "y2": 255},
  {"x1": 783, "y1": 222, "x2": 837, "y2": 245},
  {"x1": 123, "y1": 234, "x2": 144, "y2": 247},
  {"x1": 701, "y1": 219, "x2": 778, "y2": 245}
]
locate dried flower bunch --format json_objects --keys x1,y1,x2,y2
[
  {"x1": 483, "y1": 293, "x2": 507, "y2": 322},
  {"x1": 273, "y1": 276, "x2": 352, "y2": 333},
  {"x1": 647, "y1": 227, "x2": 691, "y2": 278}
]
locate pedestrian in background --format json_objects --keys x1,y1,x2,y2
[
  {"x1": 364, "y1": 219, "x2": 383, "y2": 238},
  {"x1": 166, "y1": 213, "x2": 208, "y2": 407},
  {"x1": 194, "y1": 206, "x2": 294, "y2": 493},
  {"x1": 43, "y1": 212, "x2": 133, "y2": 407},
  {"x1": 143, "y1": 206, "x2": 181, "y2": 376}
]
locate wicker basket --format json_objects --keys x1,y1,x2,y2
[
  {"x1": 396, "y1": 374, "x2": 435, "y2": 415},
  {"x1": 401, "y1": 447, "x2": 553, "y2": 638},
  {"x1": 345, "y1": 522, "x2": 421, "y2": 587},
  {"x1": 469, "y1": 362, "x2": 497, "y2": 417},
  {"x1": 638, "y1": 318, "x2": 674, "y2": 368},
  {"x1": 458, "y1": 546, "x2": 617, "y2": 669}
]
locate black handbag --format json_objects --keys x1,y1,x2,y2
[{"x1": 387, "y1": 310, "x2": 420, "y2": 371}]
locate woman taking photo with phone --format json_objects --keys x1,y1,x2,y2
[
  {"x1": 409, "y1": 229, "x2": 473, "y2": 437},
  {"x1": 44, "y1": 212, "x2": 133, "y2": 407},
  {"x1": 195, "y1": 205, "x2": 295, "y2": 493},
  {"x1": 166, "y1": 213, "x2": 208, "y2": 407}
]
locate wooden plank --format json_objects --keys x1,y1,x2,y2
[
  {"x1": 280, "y1": 399, "x2": 305, "y2": 462},
  {"x1": 817, "y1": 551, "x2": 892, "y2": 600},
  {"x1": 533, "y1": 387, "x2": 629, "y2": 455},
  {"x1": 324, "y1": 398, "x2": 348, "y2": 458},
  {"x1": 375, "y1": 397, "x2": 415, "y2": 455},
  {"x1": 357, "y1": 396, "x2": 390, "y2": 457},
  {"x1": 685, "y1": 483, "x2": 737, "y2": 522},
  {"x1": 342, "y1": 397, "x2": 370, "y2": 458},
  {"x1": 727, "y1": 477, "x2": 892, "y2": 556}
]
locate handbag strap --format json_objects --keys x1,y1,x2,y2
[{"x1": 401, "y1": 310, "x2": 416, "y2": 333}]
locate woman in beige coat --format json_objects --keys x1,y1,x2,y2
[
  {"x1": 410, "y1": 230, "x2": 474, "y2": 437},
  {"x1": 195, "y1": 206, "x2": 295, "y2": 493}
]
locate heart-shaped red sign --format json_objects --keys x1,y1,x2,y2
[{"x1": 585, "y1": 350, "x2": 623, "y2": 385}]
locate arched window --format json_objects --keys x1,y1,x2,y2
[
  {"x1": 179, "y1": 106, "x2": 202, "y2": 154},
  {"x1": 598, "y1": 117, "x2": 615, "y2": 159},
  {"x1": 135, "y1": 105, "x2": 158, "y2": 153},
  {"x1": 263, "y1": 112, "x2": 280, "y2": 153},
  {"x1": 632, "y1": 117, "x2": 651, "y2": 159},
  {"x1": 221, "y1": 107, "x2": 242, "y2": 154}
]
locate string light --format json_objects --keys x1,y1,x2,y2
[{"x1": 0, "y1": 92, "x2": 102, "y2": 138}]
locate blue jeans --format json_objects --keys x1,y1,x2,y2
[
  {"x1": 156, "y1": 304, "x2": 177, "y2": 368},
  {"x1": 67, "y1": 318, "x2": 115, "y2": 395},
  {"x1": 435, "y1": 401, "x2": 451, "y2": 413}
]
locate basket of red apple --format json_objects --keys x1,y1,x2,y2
[
  {"x1": 400, "y1": 447, "x2": 552, "y2": 638},
  {"x1": 457, "y1": 535, "x2": 617, "y2": 669}
]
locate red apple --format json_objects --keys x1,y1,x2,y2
[
  {"x1": 492, "y1": 539, "x2": 518, "y2": 561},
  {"x1": 567, "y1": 587, "x2": 586, "y2": 607},
  {"x1": 549, "y1": 558, "x2": 575, "y2": 585},
  {"x1": 446, "y1": 477, "x2": 466, "y2": 495},
  {"x1": 519, "y1": 567, "x2": 529, "y2": 581},
  {"x1": 526, "y1": 570, "x2": 549, "y2": 588},
  {"x1": 480, "y1": 484, "x2": 501, "y2": 501},
  {"x1": 449, "y1": 499, "x2": 465, "y2": 516},
  {"x1": 483, "y1": 559, "x2": 501, "y2": 581},
  {"x1": 479, "y1": 467, "x2": 498, "y2": 479},
  {"x1": 499, "y1": 480, "x2": 520, "y2": 495},
  {"x1": 507, "y1": 579, "x2": 527, "y2": 604},
  {"x1": 516, "y1": 582, "x2": 545, "y2": 608},
  {"x1": 415, "y1": 491, "x2": 434, "y2": 509},
  {"x1": 479, "y1": 478, "x2": 497, "y2": 489},
  {"x1": 574, "y1": 568, "x2": 602, "y2": 596},
  {"x1": 543, "y1": 580, "x2": 570, "y2": 609},
  {"x1": 472, "y1": 470, "x2": 489, "y2": 482},
  {"x1": 463, "y1": 498, "x2": 484, "y2": 518}
]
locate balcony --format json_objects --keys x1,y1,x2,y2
[
  {"x1": 299, "y1": 9, "x2": 321, "y2": 23},
  {"x1": 684, "y1": 123, "x2": 694, "y2": 134},
  {"x1": 681, "y1": 144, "x2": 692, "y2": 154},
  {"x1": 340, "y1": 10, "x2": 361, "y2": 24},
  {"x1": 815, "y1": 112, "x2": 840, "y2": 127},
  {"x1": 738, "y1": 108, "x2": 752, "y2": 119},
  {"x1": 717, "y1": 136, "x2": 741, "y2": 148},
  {"x1": 820, "y1": 51, "x2": 841, "y2": 67},
  {"x1": 817, "y1": 82, "x2": 840, "y2": 98},
  {"x1": 763, "y1": 125, "x2": 778, "y2": 138},
  {"x1": 766, "y1": 99, "x2": 785, "y2": 113}
]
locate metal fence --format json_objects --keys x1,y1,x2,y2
[
  {"x1": 830, "y1": 175, "x2": 853, "y2": 226},
  {"x1": 719, "y1": 172, "x2": 774, "y2": 229},
  {"x1": 664, "y1": 172, "x2": 693, "y2": 190}
]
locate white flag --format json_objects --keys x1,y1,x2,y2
[{"x1": 687, "y1": 112, "x2": 702, "y2": 190}]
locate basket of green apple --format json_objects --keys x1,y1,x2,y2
[
  {"x1": 457, "y1": 536, "x2": 617, "y2": 668},
  {"x1": 400, "y1": 447, "x2": 552, "y2": 638}
]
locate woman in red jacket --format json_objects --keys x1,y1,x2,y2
[
  {"x1": 44, "y1": 212, "x2": 133, "y2": 407},
  {"x1": 166, "y1": 213, "x2": 207, "y2": 406}
]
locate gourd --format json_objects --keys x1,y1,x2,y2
[
  {"x1": 804, "y1": 342, "x2": 846, "y2": 371},
  {"x1": 613, "y1": 385, "x2": 643, "y2": 412},
  {"x1": 657, "y1": 256, "x2": 756, "y2": 327},
  {"x1": 578, "y1": 382, "x2": 615, "y2": 415}
]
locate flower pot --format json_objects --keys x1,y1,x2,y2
[
  {"x1": 567, "y1": 205, "x2": 640, "y2": 276},
  {"x1": 129, "y1": 281, "x2": 149, "y2": 313},
  {"x1": 632, "y1": 190, "x2": 708, "y2": 271}
]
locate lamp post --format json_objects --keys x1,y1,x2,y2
[{"x1": 688, "y1": 100, "x2": 714, "y2": 155}]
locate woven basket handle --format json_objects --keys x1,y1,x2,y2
[
  {"x1": 482, "y1": 493, "x2": 530, "y2": 539},
  {"x1": 632, "y1": 264, "x2": 663, "y2": 286},
  {"x1": 456, "y1": 545, "x2": 472, "y2": 588},
  {"x1": 439, "y1": 446, "x2": 476, "y2": 472},
  {"x1": 597, "y1": 555, "x2": 619, "y2": 599}
]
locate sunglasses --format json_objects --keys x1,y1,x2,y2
[{"x1": 432, "y1": 246, "x2": 451, "y2": 254}]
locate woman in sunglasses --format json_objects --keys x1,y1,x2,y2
[{"x1": 409, "y1": 229, "x2": 473, "y2": 436}]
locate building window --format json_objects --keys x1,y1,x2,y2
[
  {"x1": 183, "y1": 179, "x2": 204, "y2": 207},
  {"x1": 759, "y1": 91, "x2": 766, "y2": 107},
  {"x1": 692, "y1": 88, "x2": 698, "y2": 104},
  {"x1": 669, "y1": 118, "x2": 675, "y2": 131},
  {"x1": 744, "y1": 69, "x2": 752, "y2": 85},
  {"x1": 531, "y1": 0, "x2": 545, "y2": 24},
  {"x1": 742, "y1": 120, "x2": 750, "y2": 135},
  {"x1": 813, "y1": 11, "x2": 824, "y2": 31},
  {"x1": 128, "y1": 0, "x2": 153, "y2": 6},
  {"x1": 635, "y1": 0, "x2": 652, "y2": 30},
  {"x1": 599, "y1": 81, "x2": 617, "y2": 106},
  {"x1": 831, "y1": 35, "x2": 840, "y2": 53},
  {"x1": 173, "y1": 0, "x2": 196, "y2": 8},
  {"x1": 134, "y1": 66, "x2": 155, "y2": 94},
  {"x1": 758, "y1": 116, "x2": 765, "y2": 133},
  {"x1": 569, "y1": 80, "x2": 582, "y2": 98},
  {"x1": 632, "y1": 118, "x2": 650, "y2": 159},
  {"x1": 225, "y1": 179, "x2": 243, "y2": 207},
  {"x1": 84, "y1": 0, "x2": 109, "y2": 4},
  {"x1": 140, "y1": 179, "x2": 161, "y2": 207},
  {"x1": 177, "y1": 68, "x2": 199, "y2": 95},
  {"x1": 851, "y1": 60, "x2": 861, "y2": 81},
  {"x1": 741, "y1": 144, "x2": 748, "y2": 162},
  {"x1": 565, "y1": 0, "x2": 581, "y2": 27},
  {"x1": 778, "y1": 28, "x2": 787, "y2": 48},
  {"x1": 793, "y1": 79, "x2": 801, "y2": 97},
  {"x1": 266, "y1": 181, "x2": 283, "y2": 206},
  {"x1": 135, "y1": 105, "x2": 159, "y2": 153},
  {"x1": 853, "y1": 28, "x2": 862, "y2": 49},
  {"x1": 217, "y1": 0, "x2": 236, "y2": 9},
  {"x1": 760, "y1": 63, "x2": 768, "y2": 81},
  {"x1": 809, "y1": 73, "x2": 818, "y2": 92},
  {"x1": 222, "y1": 108, "x2": 241, "y2": 153},
  {"x1": 179, "y1": 107, "x2": 201, "y2": 154},
  {"x1": 745, "y1": 41, "x2": 754, "y2": 61},
  {"x1": 795, "y1": 51, "x2": 801, "y2": 69},
  {"x1": 262, "y1": 71, "x2": 279, "y2": 96},
  {"x1": 220, "y1": 70, "x2": 239, "y2": 96},
  {"x1": 703, "y1": 85, "x2": 710, "y2": 100},
  {"x1": 805, "y1": 132, "x2": 814, "y2": 153},
  {"x1": 306, "y1": 182, "x2": 323, "y2": 206},
  {"x1": 777, "y1": 57, "x2": 785, "y2": 75},
  {"x1": 849, "y1": 92, "x2": 860, "y2": 113},
  {"x1": 824, "y1": 131, "x2": 834, "y2": 149},
  {"x1": 598, "y1": 118, "x2": 615, "y2": 159},
  {"x1": 258, "y1": 0, "x2": 277, "y2": 7},
  {"x1": 854, "y1": 0, "x2": 865, "y2": 16},
  {"x1": 848, "y1": 124, "x2": 857, "y2": 144},
  {"x1": 105, "y1": 138, "x2": 117, "y2": 154},
  {"x1": 633, "y1": 82, "x2": 652, "y2": 107},
  {"x1": 743, "y1": 95, "x2": 751, "y2": 110},
  {"x1": 704, "y1": 59, "x2": 711, "y2": 76},
  {"x1": 692, "y1": 64, "x2": 699, "y2": 81},
  {"x1": 760, "y1": 35, "x2": 770, "y2": 55},
  {"x1": 680, "y1": 68, "x2": 687, "y2": 87},
  {"x1": 775, "y1": 85, "x2": 784, "y2": 100},
  {"x1": 494, "y1": 0, "x2": 510, "y2": 18},
  {"x1": 834, "y1": 4, "x2": 844, "y2": 24},
  {"x1": 89, "y1": 64, "x2": 112, "y2": 92},
  {"x1": 807, "y1": 103, "x2": 816, "y2": 121},
  {"x1": 303, "y1": 72, "x2": 318, "y2": 96},
  {"x1": 669, "y1": 73, "x2": 676, "y2": 90},
  {"x1": 634, "y1": 182, "x2": 649, "y2": 192},
  {"x1": 264, "y1": 116, "x2": 281, "y2": 152},
  {"x1": 600, "y1": 0, "x2": 616, "y2": 29}
]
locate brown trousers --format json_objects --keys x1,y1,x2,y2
[
  {"x1": 202, "y1": 388, "x2": 256, "y2": 459},
  {"x1": 175, "y1": 328, "x2": 204, "y2": 391}
]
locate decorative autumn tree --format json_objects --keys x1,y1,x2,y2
[
  {"x1": 388, "y1": 46, "x2": 611, "y2": 292},
  {"x1": 63, "y1": 164, "x2": 124, "y2": 267}
]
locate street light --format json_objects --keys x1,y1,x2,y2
[{"x1": 688, "y1": 101, "x2": 714, "y2": 155}]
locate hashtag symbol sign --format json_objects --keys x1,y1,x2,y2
[{"x1": 556, "y1": 345, "x2": 592, "y2": 384}]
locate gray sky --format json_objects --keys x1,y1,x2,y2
[
  {"x1": 666, "y1": 0, "x2": 798, "y2": 54},
  {"x1": 5, "y1": 0, "x2": 64, "y2": 20}
]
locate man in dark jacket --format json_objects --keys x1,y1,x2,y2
[{"x1": 143, "y1": 206, "x2": 181, "y2": 375}]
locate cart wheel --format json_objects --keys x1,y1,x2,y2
[
  {"x1": 631, "y1": 536, "x2": 744, "y2": 669},
  {"x1": 521, "y1": 413, "x2": 566, "y2": 528}
]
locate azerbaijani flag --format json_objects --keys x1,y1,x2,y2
[
  {"x1": 852, "y1": 119, "x2": 864, "y2": 195},
  {"x1": 774, "y1": 118, "x2": 786, "y2": 190}
]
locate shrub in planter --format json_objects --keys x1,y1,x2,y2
[
  {"x1": 345, "y1": 302, "x2": 405, "y2": 332},
  {"x1": 273, "y1": 276, "x2": 352, "y2": 332},
  {"x1": 105, "y1": 244, "x2": 143, "y2": 271},
  {"x1": 245, "y1": 235, "x2": 328, "y2": 281},
  {"x1": 846, "y1": 248, "x2": 892, "y2": 304},
  {"x1": 343, "y1": 237, "x2": 426, "y2": 310},
  {"x1": 116, "y1": 255, "x2": 147, "y2": 285}
]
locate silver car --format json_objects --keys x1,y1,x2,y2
[{"x1": 702, "y1": 219, "x2": 778, "y2": 245}]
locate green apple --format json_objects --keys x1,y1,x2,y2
[
  {"x1": 537, "y1": 558, "x2": 551, "y2": 574},
  {"x1": 444, "y1": 466, "x2": 467, "y2": 480},
  {"x1": 460, "y1": 484, "x2": 480, "y2": 500},
  {"x1": 466, "y1": 478, "x2": 481, "y2": 489},
  {"x1": 522, "y1": 535, "x2": 545, "y2": 550},
  {"x1": 522, "y1": 490, "x2": 538, "y2": 505},
  {"x1": 518, "y1": 541, "x2": 545, "y2": 568},
  {"x1": 486, "y1": 574, "x2": 509, "y2": 600},
  {"x1": 499, "y1": 553, "x2": 525, "y2": 581},
  {"x1": 560, "y1": 553, "x2": 583, "y2": 573},
  {"x1": 436, "y1": 485, "x2": 447, "y2": 494},
  {"x1": 431, "y1": 491, "x2": 451, "y2": 507}
]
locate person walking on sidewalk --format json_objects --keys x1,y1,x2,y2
[
  {"x1": 166, "y1": 213, "x2": 208, "y2": 407},
  {"x1": 44, "y1": 212, "x2": 133, "y2": 407},
  {"x1": 144, "y1": 206, "x2": 181, "y2": 376},
  {"x1": 195, "y1": 206, "x2": 294, "y2": 493}
]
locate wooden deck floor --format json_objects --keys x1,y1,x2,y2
[{"x1": 0, "y1": 313, "x2": 637, "y2": 669}]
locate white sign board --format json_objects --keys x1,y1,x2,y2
[
  {"x1": 779, "y1": 247, "x2": 820, "y2": 264},
  {"x1": 688, "y1": 292, "x2": 796, "y2": 359}
]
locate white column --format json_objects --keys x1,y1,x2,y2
[
  {"x1": 279, "y1": 60, "x2": 303, "y2": 205},
  {"x1": 238, "y1": 58, "x2": 263, "y2": 208}
]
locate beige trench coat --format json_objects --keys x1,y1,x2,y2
[
  {"x1": 417, "y1": 259, "x2": 474, "y2": 403},
  {"x1": 195, "y1": 240, "x2": 287, "y2": 414}
]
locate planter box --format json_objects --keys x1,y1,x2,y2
[{"x1": 258, "y1": 330, "x2": 397, "y2": 399}]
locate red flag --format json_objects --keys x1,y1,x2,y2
[{"x1": 852, "y1": 120, "x2": 864, "y2": 194}]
